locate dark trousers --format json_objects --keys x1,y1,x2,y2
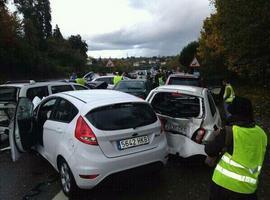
[{"x1": 209, "y1": 181, "x2": 257, "y2": 200}]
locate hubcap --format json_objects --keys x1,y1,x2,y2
[{"x1": 60, "y1": 163, "x2": 71, "y2": 193}]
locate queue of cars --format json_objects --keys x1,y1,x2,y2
[{"x1": 0, "y1": 72, "x2": 222, "y2": 197}]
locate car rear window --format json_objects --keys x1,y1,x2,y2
[
  {"x1": 0, "y1": 87, "x2": 18, "y2": 102},
  {"x1": 151, "y1": 92, "x2": 202, "y2": 118},
  {"x1": 168, "y1": 77, "x2": 200, "y2": 86},
  {"x1": 85, "y1": 102, "x2": 157, "y2": 130}
]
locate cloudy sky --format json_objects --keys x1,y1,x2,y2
[{"x1": 50, "y1": 0, "x2": 212, "y2": 58}]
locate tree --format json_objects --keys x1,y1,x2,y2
[
  {"x1": 179, "y1": 41, "x2": 199, "y2": 67},
  {"x1": 197, "y1": 13, "x2": 227, "y2": 79},
  {"x1": 198, "y1": 0, "x2": 270, "y2": 85},
  {"x1": 52, "y1": 24, "x2": 63, "y2": 40},
  {"x1": 14, "y1": 0, "x2": 52, "y2": 41},
  {"x1": 68, "y1": 35, "x2": 88, "y2": 58}
]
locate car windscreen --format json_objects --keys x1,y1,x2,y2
[
  {"x1": 151, "y1": 92, "x2": 201, "y2": 118},
  {"x1": 115, "y1": 81, "x2": 145, "y2": 90},
  {"x1": 168, "y1": 77, "x2": 200, "y2": 86},
  {"x1": 85, "y1": 102, "x2": 157, "y2": 130},
  {"x1": 0, "y1": 87, "x2": 18, "y2": 102}
]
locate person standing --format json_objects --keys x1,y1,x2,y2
[
  {"x1": 205, "y1": 97, "x2": 268, "y2": 200},
  {"x1": 75, "y1": 74, "x2": 87, "y2": 86},
  {"x1": 113, "y1": 72, "x2": 123, "y2": 85},
  {"x1": 223, "y1": 79, "x2": 235, "y2": 118},
  {"x1": 70, "y1": 72, "x2": 77, "y2": 81}
]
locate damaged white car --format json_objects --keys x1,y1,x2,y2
[{"x1": 146, "y1": 85, "x2": 222, "y2": 158}]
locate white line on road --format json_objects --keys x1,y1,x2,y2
[{"x1": 52, "y1": 191, "x2": 68, "y2": 200}]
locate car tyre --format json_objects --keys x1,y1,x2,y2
[{"x1": 59, "y1": 159, "x2": 78, "y2": 197}]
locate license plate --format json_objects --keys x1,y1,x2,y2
[
  {"x1": 118, "y1": 135, "x2": 149, "y2": 150},
  {"x1": 165, "y1": 122, "x2": 186, "y2": 134}
]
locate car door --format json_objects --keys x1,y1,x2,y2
[
  {"x1": 202, "y1": 92, "x2": 222, "y2": 142},
  {"x1": 42, "y1": 98, "x2": 78, "y2": 164},
  {"x1": 9, "y1": 97, "x2": 35, "y2": 161}
]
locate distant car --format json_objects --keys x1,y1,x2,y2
[
  {"x1": 83, "y1": 72, "x2": 99, "y2": 82},
  {"x1": 9, "y1": 90, "x2": 168, "y2": 196},
  {"x1": 136, "y1": 70, "x2": 148, "y2": 79},
  {"x1": 146, "y1": 85, "x2": 222, "y2": 158},
  {"x1": 0, "y1": 81, "x2": 88, "y2": 142},
  {"x1": 114, "y1": 79, "x2": 153, "y2": 99},
  {"x1": 91, "y1": 76, "x2": 130, "y2": 89},
  {"x1": 165, "y1": 73, "x2": 203, "y2": 87}
]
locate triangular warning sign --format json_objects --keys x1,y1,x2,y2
[{"x1": 189, "y1": 57, "x2": 200, "y2": 67}]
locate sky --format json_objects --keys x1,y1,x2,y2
[{"x1": 41, "y1": 0, "x2": 213, "y2": 58}]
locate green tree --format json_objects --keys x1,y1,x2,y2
[
  {"x1": 214, "y1": 0, "x2": 270, "y2": 83},
  {"x1": 179, "y1": 41, "x2": 199, "y2": 67},
  {"x1": 52, "y1": 24, "x2": 63, "y2": 40},
  {"x1": 197, "y1": 13, "x2": 227, "y2": 80}
]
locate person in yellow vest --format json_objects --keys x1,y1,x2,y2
[
  {"x1": 75, "y1": 77, "x2": 87, "y2": 86},
  {"x1": 113, "y1": 72, "x2": 123, "y2": 85},
  {"x1": 205, "y1": 97, "x2": 267, "y2": 200},
  {"x1": 223, "y1": 79, "x2": 235, "y2": 118}
]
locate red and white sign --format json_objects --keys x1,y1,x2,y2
[{"x1": 189, "y1": 57, "x2": 200, "y2": 67}]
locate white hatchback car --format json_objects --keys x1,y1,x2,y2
[
  {"x1": 146, "y1": 85, "x2": 222, "y2": 158},
  {"x1": 9, "y1": 90, "x2": 168, "y2": 196}
]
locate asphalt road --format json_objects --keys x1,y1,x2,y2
[{"x1": 0, "y1": 145, "x2": 269, "y2": 200}]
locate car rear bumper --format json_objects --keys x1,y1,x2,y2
[
  {"x1": 68, "y1": 137, "x2": 168, "y2": 189},
  {"x1": 166, "y1": 133, "x2": 206, "y2": 158}
]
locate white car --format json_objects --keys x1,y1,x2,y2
[
  {"x1": 91, "y1": 76, "x2": 130, "y2": 89},
  {"x1": 0, "y1": 81, "x2": 88, "y2": 143},
  {"x1": 146, "y1": 85, "x2": 222, "y2": 158},
  {"x1": 10, "y1": 90, "x2": 168, "y2": 196}
]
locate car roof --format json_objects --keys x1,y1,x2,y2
[
  {"x1": 95, "y1": 76, "x2": 114, "y2": 79},
  {"x1": 119, "y1": 79, "x2": 147, "y2": 83},
  {"x1": 154, "y1": 85, "x2": 206, "y2": 96},
  {"x1": 61, "y1": 90, "x2": 144, "y2": 104},
  {"x1": 0, "y1": 81, "x2": 78, "y2": 88},
  {"x1": 168, "y1": 73, "x2": 199, "y2": 78}
]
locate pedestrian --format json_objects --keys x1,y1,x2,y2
[
  {"x1": 70, "y1": 72, "x2": 77, "y2": 81},
  {"x1": 205, "y1": 97, "x2": 268, "y2": 200},
  {"x1": 223, "y1": 79, "x2": 235, "y2": 118},
  {"x1": 75, "y1": 73, "x2": 87, "y2": 86},
  {"x1": 113, "y1": 72, "x2": 123, "y2": 85}
]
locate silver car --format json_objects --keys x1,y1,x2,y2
[{"x1": 146, "y1": 85, "x2": 222, "y2": 158}]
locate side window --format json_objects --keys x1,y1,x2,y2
[
  {"x1": 108, "y1": 77, "x2": 114, "y2": 84},
  {"x1": 73, "y1": 85, "x2": 88, "y2": 90},
  {"x1": 26, "y1": 86, "x2": 49, "y2": 101},
  {"x1": 97, "y1": 78, "x2": 104, "y2": 82},
  {"x1": 208, "y1": 93, "x2": 217, "y2": 117},
  {"x1": 51, "y1": 85, "x2": 74, "y2": 94},
  {"x1": 38, "y1": 98, "x2": 58, "y2": 121},
  {"x1": 52, "y1": 99, "x2": 78, "y2": 123}
]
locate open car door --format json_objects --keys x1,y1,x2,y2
[{"x1": 9, "y1": 97, "x2": 35, "y2": 161}]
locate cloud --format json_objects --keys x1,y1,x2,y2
[{"x1": 86, "y1": 0, "x2": 211, "y2": 57}]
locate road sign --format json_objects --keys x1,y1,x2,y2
[{"x1": 189, "y1": 57, "x2": 200, "y2": 67}]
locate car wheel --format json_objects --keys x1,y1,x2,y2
[{"x1": 59, "y1": 160, "x2": 78, "y2": 197}]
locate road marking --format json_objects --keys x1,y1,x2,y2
[{"x1": 52, "y1": 191, "x2": 68, "y2": 200}]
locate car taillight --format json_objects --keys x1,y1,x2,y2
[
  {"x1": 193, "y1": 128, "x2": 206, "y2": 144},
  {"x1": 75, "y1": 116, "x2": 98, "y2": 145}
]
